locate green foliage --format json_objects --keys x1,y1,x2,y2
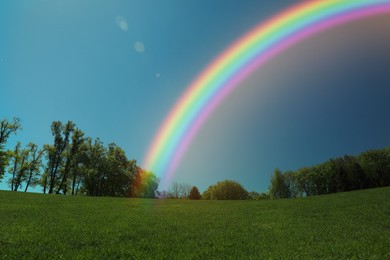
[
  {"x1": 57, "y1": 128, "x2": 85, "y2": 195},
  {"x1": 270, "y1": 147, "x2": 390, "y2": 199},
  {"x1": 0, "y1": 187, "x2": 389, "y2": 258},
  {"x1": 0, "y1": 117, "x2": 22, "y2": 179},
  {"x1": 81, "y1": 139, "x2": 133, "y2": 197},
  {"x1": 358, "y1": 149, "x2": 390, "y2": 188},
  {"x1": 21, "y1": 120, "x2": 158, "y2": 198},
  {"x1": 44, "y1": 121, "x2": 75, "y2": 194},
  {"x1": 23, "y1": 143, "x2": 44, "y2": 192},
  {"x1": 130, "y1": 168, "x2": 159, "y2": 198},
  {"x1": 79, "y1": 139, "x2": 159, "y2": 198},
  {"x1": 7, "y1": 142, "x2": 44, "y2": 192},
  {"x1": 248, "y1": 191, "x2": 258, "y2": 200},
  {"x1": 257, "y1": 191, "x2": 270, "y2": 200},
  {"x1": 269, "y1": 169, "x2": 290, "y2": 199},
  {"x1": 188, "y1": 186, "x2": 201, "y2": 200},
  {"x1": 8, "y1": 142, "x2": 43, "y2": 192},
  {"x1": 1, "y1": 118, "x2": 159, "y2": 198},
  {"x1": 202, "y1": 180, "x2": 248, "y2": 200},
  {"x1": 0, "y1": 150, "x2": 11, "y2": 181}
]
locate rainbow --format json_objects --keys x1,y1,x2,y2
[{"x1": 144, "y1": 0, "x2": 390, "y2": 186}]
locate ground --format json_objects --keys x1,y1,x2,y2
[{"x1": 0, "y1": 187, "x2": 389, "y2": 259}]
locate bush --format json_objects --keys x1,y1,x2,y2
[
  {"x1": 188, "y1": 186, "x2": 201, "y2": 200},
  {"x1": 202, "y1": 180, "x2": 248, "y2": 200}
]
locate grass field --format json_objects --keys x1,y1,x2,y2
[{"x1": 0, "y1": 187, "x2": 389, "y2": 259}]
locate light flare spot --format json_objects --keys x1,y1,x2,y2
[
  {"x1": 115, "y1": 16, "x2": 128, "y2": 31},
  {"x1": 135, "y1": 41, "x2": 145, "y2": 53}
]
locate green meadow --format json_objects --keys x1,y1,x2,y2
[{"x1": 1, "y1": 187, "x2": 389, "y2": 259}]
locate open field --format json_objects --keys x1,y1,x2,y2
[{"x1": 0, "y1": 187, "x2": 389, "y2": 259}]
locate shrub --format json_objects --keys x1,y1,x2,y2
[
  {"x1": 188, "y1": 186, "x2": 201, "y2": 200},
  {"x1": 202, "y1": 180, "x2": 248, "y2": 200}
]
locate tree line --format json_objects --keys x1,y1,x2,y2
[
  {"x1": 160, "y1": 180, "x2": 259, "y2": 200},
  {"x1": 156, "y1": 182, "x2": 202, "y2": 200},
  {"x1": 1, "y1": 117, "x2": 389, "y2": 200},
  {"x1": 268, "y1": 147, "x2": 390, "y2": 199},
  {"x1": 0, "y1": 117, "x2": 158, "y2": 197}
]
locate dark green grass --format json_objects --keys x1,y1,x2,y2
[{"x1": 0, "y1": 187, "x2": 389, "y2": 259}]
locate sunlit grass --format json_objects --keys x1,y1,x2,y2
[{"x1": 0, "y1": 187, "x2": 389, "y2": 259}]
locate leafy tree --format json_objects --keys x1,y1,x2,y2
[
  {"x1": 0, "y1": 149, "x2": 10, "y2": 182},
  {"x1": 8, "y1": 142, "x2": 43, "y2": 192},
  {"x1": 24, "y1": 143, "x2": 44, "y2": 192},
  {"x1": 358, "y1": 149, "x2": 390, "y2": 188},
  {"x1": 44, "y1": 121, "x2": 75, "y2": 194},
  {"x1": 315, "y1": 161, "x2": 336, "y2": 195},
  {"x1": 201, "y1": 184, "x2": 215, "y2": 200},
  {"x1": 269, "y1": 169, "x2": 291, "y2": 199},
  {"x1": 283, "y1": 171, "x2": 301, "y2": 198},
  {"x1": 80, "y1": 138, "x2": 109, "y2": 196},
  {"x1": 9, "y1": 142, "x2": 22, "y2": 191},
  {"x1": 0, "y1": 117, "x2": 22, "y2": 180},
  {"x1": 103, "y1": 143, "x2": 133, "y2": 197},
  {"x1": 57, "y1": 128, "x2": 84, "y2": 194},
  {"x1": 138, "y1": 171, "x2": 159, "y2": 198},
  {"x1": 257, "y1": 191, "x2": 270, "y2": 200},
  {"x1": 70, "y1": 132, "x2": 88, "y2": 195},
  {"x1": 130, "y1": 167, "x2": 159, "y2": 198},
  {"x1": 331, "y1": 156, "x2": 360, "y2": 193},
  {"x1": 189, "y1": 186, "x2": 201, "y2": 200},
  {"x1": 202, "y1": 180, "x2": 248, "y2": 200},
  {"x1": 341, "y1": 155, "x2": 366, "y2": 191},
  {"x1": 79, "y1": 140, "x2": 153, "y2": 197},
  {"x1": 295, "y1": 167, "x2": 313, "y2": 196}
]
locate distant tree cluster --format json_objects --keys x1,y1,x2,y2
[
  {"x1": 202, "y1": 180, "x2": 249, "y2": 200},
  {"x1": 156, "y1": 182, "x2": 199, "y2": 199},
  {"x1": 269, "y1": 147, "x2": 390, "y2": 199},
  {"x1": 0, "y1": 118, "x2": 158, "y2": 197},
  {"x1": 156, "y1": 181, "x2": 251, "y2": 200}
]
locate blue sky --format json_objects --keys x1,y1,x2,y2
[{"x1": 1, "y1": 1, "x2": 390, "y2": 193}]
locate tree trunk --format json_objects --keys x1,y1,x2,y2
[
  {"x1": 43, "y1": 174, "x2": 48, "y2": 194},
  {"x1": 71, "y1": 168, "x2": 78, "y2": 195},
  {"x1": 75, "y1": 177, "x2": 82, "y2": 195},
  {"x1": 10, "y1": 155, "x2": 18, "y2": 191},
  {"x1": 57, "y1": 157, "x2": 71, "y2": 194},
  {"x1": 25, "y1": 169, "x2": 33, "y2": 192},
  {"x1": 49, "y1": 156, "x2": 61, "y2": 194}
]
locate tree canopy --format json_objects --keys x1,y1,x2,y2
[
  {"x1": 1, "y1": 118, "x2": 159, "y2": 198},
  {"x1": 202, "y1": 180, "x2": 248, "y2": 200},
  {"x1": 189, "y1": 186, "x2": 201, "y2": 200},
  {"x1": 268, "y1": 147, "x2": 390, "y2": 199},
  {"x1": 0, "y1": 117, "x2": 22, "y2": 180},
  {"x1": 1, "y1": 116, "x2": 389, "y2": 200}
]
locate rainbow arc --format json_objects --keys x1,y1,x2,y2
[{"x1": 143, "y1": 0, "x2": 390, "y2": 186}]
